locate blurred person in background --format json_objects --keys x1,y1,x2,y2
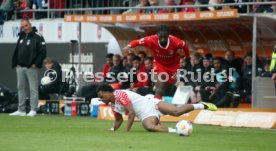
[
  {"x1": 144, "y1": 0, "x2": 160, "y2": 13},
  {"x1": 129, "y1": 56, "x2": 149, "y2": 93},
  {"x1": 16, "y1": 0, "x2": 32, "y2": 19},
  {"x1": 239, "y1": 52, "x2": 263, "y2": 103},
  {"x1": 179, "y1": 0, "x2": 196, "y2": 12},
  {"x1": 0, "y1": 0, "x2": 14, "y2": 24},
  {"x1": 270, "y1": 45, "x2": 276, "y2": 93},
  {"x1": 158, "y1": 0, "x2": 177, "y2": 13},
  {"x1": 102, "y1": 53, "x2": 114, "y2": 78},
  {"x1": 49, "y1": 0, "x2": 65, "y2": 17}
]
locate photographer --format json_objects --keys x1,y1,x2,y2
[{"x1": 39, "y1": 58, "x2": 65, "y2": 100}]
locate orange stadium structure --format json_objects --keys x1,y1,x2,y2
[{"x1": 64, "y1": 9, "x2": 275, "y2": 59}]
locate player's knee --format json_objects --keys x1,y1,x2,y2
[
  {"x1": 144, "y1": 124, "x2": 158, "y2": 132},
  {"x1": 171, "y1": 110, "x2": 182, "y2": 116}
]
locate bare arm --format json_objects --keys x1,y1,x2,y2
[
  {"x1": 123, "y1": 36, "x2": 150, "y2": 54},
  {"x1": 123, "y1": 45, "x2": 134, "y2": 54},
  {"x1": 178, "y1": 41, "x2": 190, "y2": 58},
  {"x1": 113, "y1": 113, "x2": 123, "y2": 131},
  {"x1": 124, "y1": 104, "x2": 136, "y2": 132}
]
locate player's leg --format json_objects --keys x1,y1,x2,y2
[
  {"x1": 154, "y1": 73, "x2": 167, "y2": 99},
  {"x1": 142, "y1": 116, "x2": 175, "y2": 132},
  {"x1": 157, "y1": 101, "x2": 194, "y2": 116},
  {"x1": 157, "y1": 101, "x2": 217, "y2": 116}
]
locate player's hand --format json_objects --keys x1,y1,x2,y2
[
  {"x1": 123, "y1": 45, "x2": 130, "y2": 50},
  {"x1": 123, "y1": 45, "x2": 133, "y2": 53}
]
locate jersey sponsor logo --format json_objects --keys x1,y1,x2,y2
[{"x1": 156, "y1": 54, "x2": 174, "y2": 59}]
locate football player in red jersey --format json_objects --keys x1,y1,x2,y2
[{"x1": 123, "y1": 25, "x2": 190, "y2": 100}]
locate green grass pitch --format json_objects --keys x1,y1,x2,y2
[{"x1": 0, "y1": 114, "x2": 275, "y2": 151}]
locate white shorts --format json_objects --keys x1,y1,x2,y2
[{"x1": 134, "y1": 94, "x2": 163, "y2": 122}]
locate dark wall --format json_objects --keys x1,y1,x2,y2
[{"x1": 0, "y1": 43, "x2": 107, "y2": 90}]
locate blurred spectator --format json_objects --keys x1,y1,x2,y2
[
  {"x1": 144, "y1": 0, "x2": 160, "y2": 13},
  {"x1": 144, "y1": 57, "x2": 153, "y2": 71},
  {"x1": 137, "y1": 51, "x2": 147, "y2": 65},
  {"x1": 239, "y1": 52, "x2": 263, "y2": 103},
  {"x1": 130, "y1": 56, "x2": 149, "y2": 92},
  {"x1": 270, "y1": 45, "x2": 276, "y2": 92},
  {"x1": 224, "y1": 50, "x2": 243, "y2": 75},
  {"x1": 16, "y1": 0, "x2": 32, "y2": 19},
  {"x1": 234, "y1": 0, "x2": 250, "y2": 13},
  {"x1": 102, "y1": 53, "x2": 114, "y2": 78},
  {"x1": 88, "y1": 0, "x2": 106, "y2": 14},
  {"x1": 179, "y1": 0, "x2": 196, "y2": 12},
  {"x1": 138, "y1": 0, "x2": 150, "y2": 13},
  {"x1": 122, "y1": 56, "x2": 128, "y2": 68},
  {"x1": 159, "y1": 0, "x2": 177, "y2": 13},
  {"x1": 136, "y1": 57, "x2": 155, "y2": 95},
  {"x1": 199, "y1": 54, "x2": 214, "y2": 103},
  {"x1": 107, "y1": 0, "x2": 126, "y2": 14},
  {"x1": 209, "y1": 57, "x2": 231, "y2": 107},
  {"x1": 208, "y1": 0, "x2": 223, "y2": 11},
  {"x1": 176, "y1": 56, "x2": 189, "y2": 86},
  {"x1": 188, "y1": 53, "x2": 204, "y2": 103},
  {"x1": 252, "y1": 0, "x2": 273, "y2": 13},
  {"x1": 186, "y1": 52, "x2": 203, "y2": 87},
  {"x1": 0, "y1": 0, "x2": 14, "y2": 24},
  {"x1": 33, "y1": 0, "x2": 43, "y2": 9},
  {"x1": 223, "y1": 0, "x2": 235, "y2": 9},
  {"x1": 49, "y1": 0, "x2": 65, "y2": 18},
  {"x1": 261, "y1": 63, "x2": 272, "y2": 77},
  {"x1": 198, "y1": 0, "x2": 210, "y2": 11},
  {"x1": 126, "y1": 53, "x2": 135, "y2": 72},
  {"x1": 106, "y1": 54, "x2": 126, "y2": 89}
]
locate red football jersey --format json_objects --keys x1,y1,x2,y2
[{"x1": 128, "y1": 35, "x2": 190, "y2": 67}]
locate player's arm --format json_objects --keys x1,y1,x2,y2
[
  {"x1": 112, "y1": 112, "x2": 123, "y2": 131},
  {"x1": 123, "y1": 36, "x2": 151, "y2": 53},
  {"x1": 124, "y1": 103, "x2": 136, "y2": 132},
  {"x1": 177, "y1": 40, "x2": 190, "y2": 58}
]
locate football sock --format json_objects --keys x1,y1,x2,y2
[
  {"x1": 192, "y1": 104, "x2": 205, "y2": 110},
  {"x1": 168, "y1": 127, "x2": 176, "y2": 133}
]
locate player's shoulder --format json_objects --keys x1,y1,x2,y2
[
  {"x1": 169, "y1": 35, "x2": 182, "y2": 41},
  {"x1": 114, "y1": 90, "x2": 129, "y2": 97}
]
